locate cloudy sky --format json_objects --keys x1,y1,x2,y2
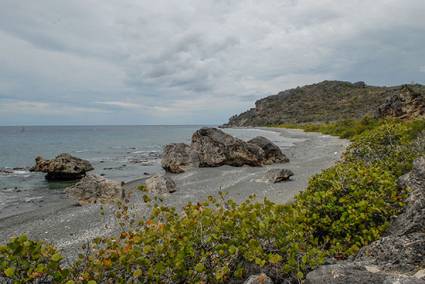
[{"x1": 1, "y1": 0, "x2": 424, "y2": 125}]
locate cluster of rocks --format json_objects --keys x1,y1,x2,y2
[
  {"x1": 305, "y1": 156, "x2": 425, "y2": 283},
  {"x1": 161, "y1": 127, "x2": 289, "y2": 173},
  {"x1": 375, "y1": 85, "x2": 425, "y2": 119}
]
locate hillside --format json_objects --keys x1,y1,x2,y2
[{"x1": 223, "y1": 80, "x2": 425, "y2": 127}]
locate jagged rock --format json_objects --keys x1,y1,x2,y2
[
  {"x1": 375, "y1": 85, "x2": 425, "y2": 119},
  {"x1": 65, "y1": 174, "x2": 123, "y2": 204},
  {"x1": 248, "y1": 136, "x2": 289, "y2": 164},
  {"x1": 145, "y1": 175, "x2": 176, "y2": 194},
  {"x1": 305, "y1": 263, "x2": 424, "y2": 284},
  {"x1": 244, "y1": 273, "x2": 273, "y2": 284},
  {"x1": 191, "y1": 127, "x2": 265, "y2": 167},
  {"x1": 306, "y1": 157, "x2": 425, "y2": 283},
  {"x1": 30, "y1": 153, "x2": 94, "y2": 181},
  {"x1": 161, "y1": 143, "x2": 193, "y2": 173},
  {"x1": 264, "y1": 169, "x2": 294, "y2": 183}
]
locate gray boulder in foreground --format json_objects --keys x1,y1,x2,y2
[
  {"x1": 244, "y1": 273, "x2": 273, "y2": 284},
  {"x1": 191, "y1": 127, "x2": 265, "y2": 167},
  {"x1": 264, "y1": 169, "x2": 294, "y2": 183},
  {"x1": 30, "y1": 153, "x2": 94, "y2": 181},
  {"x1": 161, "y1": 143, "x2": 192, "y2": 173},
  {"x1": 145, "y1": 175, "x2": 176, "y2": 194},
  {"x1": 306, "y1": 157, "x2": 425, "y2": 284},
  {"x1": 248, "y1": 136, "x2": 289, "y2": 164},
  {"x1": 65, "y1": 174, "x2": 123, "y2": 205}
]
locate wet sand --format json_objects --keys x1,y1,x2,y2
[{"x1": 0, "y1": 128, "x2": 349, "y2": 259}]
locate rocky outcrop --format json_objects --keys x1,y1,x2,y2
[
  {"x1": 375, "y1": 85, "x2": 425, "y2": 119},
  {"x1": 244, "y1": 273, "x2": 273, "y2": 284},
  {"x1": 248, "y1": 136, "x2": 289, "y2": 164},
  {"x1": 222, "y1": 81, "x2": 425, "y2": 127},
  {"x1": 161, "y1": 143, "x2": 193, "y2": 173},
  {"x1": 263, "y1": 169, "x2": 294, "y2": 183},
  {"x1": 305, "y1": 157, "x2": 425, "y2": 284},
  {"x1": 191, "y1": 127, "x2": 265, "y2": 167},
  {"x1": 145, "y1": 175, "x2": 176, "y2": 194},
  {"x1": 30, "y1": 153, "x2": 94, "y2": 181},
  {"x1": 65, "y1": 174, "x2": 123, "y2": 204}
]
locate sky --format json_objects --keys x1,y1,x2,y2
[{"x1": 0, "y1": 0, "x2": 425, "y2": 126}]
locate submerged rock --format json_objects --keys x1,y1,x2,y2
[
  {"x1": 30, "y1": 153, "x2": 93, "y2": 181},
  {"x1": 191, "y1": 127, "x2": 265, "y2": 167},
  {"x1": 248, "y1": 136, "x2": 289, "y2": 164},
  {"x1": 145, "y1": 175, "x2": 176, "y2": 194},
  {"x1": 306, "y1": 156, "x2": 425, "y2": 283},
  {"x1": 264, "y1": 169, "x2": 294, "y2": 183},
  {"x1": 65, "y1": 174, "x2": 123, "y2": 204},
  {"x1": 244, "y1": 273, "x2": 273, "y2": 284},
  {"x1": 161, "y1": 143, "x2": 193, "y2": 173}
]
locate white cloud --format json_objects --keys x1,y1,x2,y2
[{"x1": 0, "y1": 0, "x2": 425, "y2": 125}]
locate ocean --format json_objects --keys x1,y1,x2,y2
[{"x1": 0, "y1": 125, "x2": 290, "y2": 214}]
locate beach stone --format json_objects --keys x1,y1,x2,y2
[
  {"x1": 244, "y1": 273, "x2": 273, "y2": 284},
  {"x1": 65, "y1": 174, "x2": 123, "y2": 204},
  {"x1": 30, "y1": 153, "x2": 94, "y2": 181},
  {"x1": 248, "y1": 136, "x2": 289, "y2": 164},
  {"x1": 264, "y1": 169, "x2": 294, "y2": 183},
  {"x1": 161, "y1": 143, "x2": 193, "y2": 173},
  {"x1": 145, "y1": 175, "x2": 176, "y2": 194},
  {"x1": 191, "y1": 127, "x2": 265, "y2": 167},
  {"x1": 306, "y1": 156, "x2": 425, "y2": 282}
]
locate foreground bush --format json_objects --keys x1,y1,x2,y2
[{"x1": 1, "y1": 119, "x2": 424, "y2": 283}]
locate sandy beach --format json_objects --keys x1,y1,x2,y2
[{"x1": 0, "y1": 128, "x2": 348, "y2": 259}]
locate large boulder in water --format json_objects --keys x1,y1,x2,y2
[
  {"x1": 248, "y1": 136, "x2": 289, "y2": 164},
  {"x1": 65, "y1": 174, "x2": 123, "y2": 205},
  {"x1": 145, "y1": 175, "x2": 176, "y2": 194},
  {"x1": 191, "y1": 127, "x2": 265, "y2": 167},
  {"x1": 30, "y1": 153, "x2": 94, "y2": 181},
  {"x1": 161, "y1": 143, "x2": 193, "y2": 173}
]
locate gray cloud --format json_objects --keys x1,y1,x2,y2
[{"x1": 0, "y1": 0, "x2": 424, "y2": 125}]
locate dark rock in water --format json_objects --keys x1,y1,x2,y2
[
  {"x1": 0, "y1": 168, "x2": 14, "y2": 174},
  {"x1": 244, "y1": 273, "x2": 273, "y2": 284},
  {"x1": 264, "y1": 169, "x2": 294, "y2": 183},
  {"x1": 161, "y1": 143, "x2": 193, "y2": 173},
  {"x1": 306, "y1": 157, "x2": 425, "y2": 283},
  {"x1": 248, "y1": 136, "x2": 289, "y2": 164},
  {"x1": 30, "y1": 153, "x2": 93, "y2": 181},
  {"x1": 66, "y1": 174, "x2": 123, "y2": 205},
  {"x1": 375, "y1": 85, "x2": 425, "y2": 119},
  {"x1": 191, "y1": 127, "x2": 265, "y2": 167},
  {"x1": 143, "y1": 172, "x2": 150, "y2": 176},
  {"x1": 145, "y1": 175, "x2": 176, "y2": 194}
]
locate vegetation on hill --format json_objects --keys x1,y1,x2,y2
[
  {"x1": 1, "y1": 118, "x2": 424, "y2": 283},
  {"x1": 223, "y1": 81, "x2": 425, "y2": 127}
]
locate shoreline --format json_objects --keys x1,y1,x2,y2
[{"x1": 0, "y1": 127, "x2": 349, "y2": 259}]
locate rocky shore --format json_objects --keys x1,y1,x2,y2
[{"x1": 0, "y1": 127, "x2": 348, "y2": 259}]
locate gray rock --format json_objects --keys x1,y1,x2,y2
[
  {"x1": 306, "y1": 156, "x2": 425, "y2": 283},
  {"x1": 191, "y1": 127, "x2": 265, "y2": 167},
  {"x1": 264, "y1": 169, "x2": 294, "y2": 183},
  {"x1": 161, "y1": 143, "x2": 192, "y2": 173},
  {"x1": 145, "y1": 175, "x2": 176, "y2": 194},
  {"x1": 305, "y1": 263, "x2": 424, "y2": 284},
  {"x1": 244, "y1": 273, "x2": 273, "y2": 284},
  {"x1": 248, "y1": 136, "x2": 289, "y2": 164},
  {"x1": 65, "y1": 174, "x2": 123, "y2": 205},
  {"x1": 30, "y1": 153, "x2": 94, "y2": 181}
]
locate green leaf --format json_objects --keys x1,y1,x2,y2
[{"x1": 4, "y1": 267, "x2": 15, "y2": 277}]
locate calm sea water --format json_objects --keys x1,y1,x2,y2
[{"x1": 0, "y1": 125, "x2": 289, "y2": 212}]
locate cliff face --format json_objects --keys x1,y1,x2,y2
[{"x1": 223, "y1": 80, "x2": 425, "y2": 127}]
